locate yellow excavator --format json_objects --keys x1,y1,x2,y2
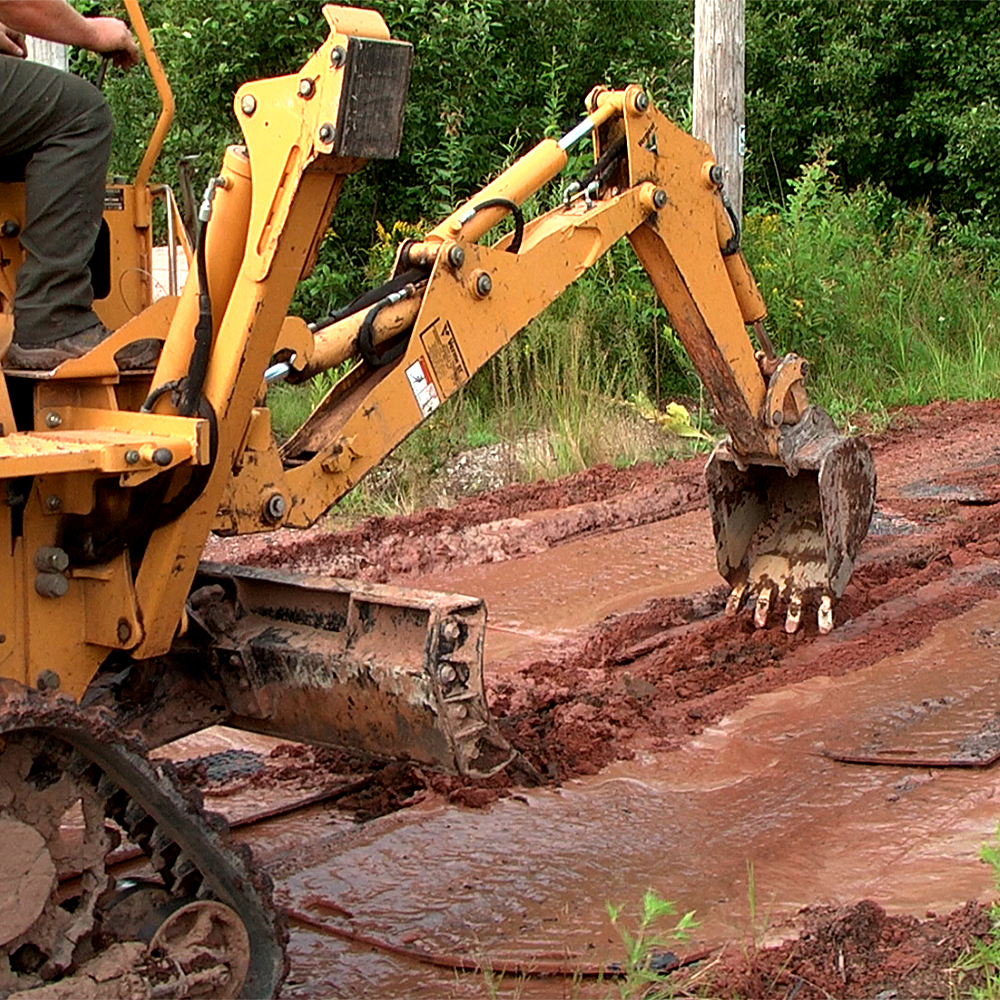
[{"x1": 0, "y1": 3, "x2": 875, "y2": 997}]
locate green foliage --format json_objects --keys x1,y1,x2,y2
[
  {"x1": 605, "y1": 889, "x2": 698, "y2": 999},
  {"x1": 743, "y1": 156, "x2": 1000, "y2": 423},
  {"x1": 88, "y1": 0, "x2": 1000, "y2": 291},
  {"x1": 97, "y1": 0, "x2": 692, "y2": 305},
  {"x1": 745, "y1": 0, "x2": 1000, "y2": 223},
  {"x1": 955, "y1": 823, "x2": 1000, "y2": 999}
]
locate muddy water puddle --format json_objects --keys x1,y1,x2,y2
[
  {"x1": 411, "y1": 509, "x2": 718, "y2": 666},
  {"x1": 273, "y1": 599, "x2": 1000, "y2": 997}
]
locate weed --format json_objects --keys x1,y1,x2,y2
[
  {"x1": 605, "y1": 889, "x2": 698, "y2": 999},
  {"x1": 744, "y1": 156, "x2": 1000, "y2": 422},
  {"x1": 955, "y1": 823, "x2": 1000, "y2": 999}
]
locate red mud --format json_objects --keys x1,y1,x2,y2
[
  {"x1": 207, "y1": 400, "x2": 1000, "y2": 788},
  {"x1": 200, "y1": 399, "x2": 1000, "y2": 997},
  {"x1": 702, "y1": 899, "x2": 991, "y2": 999}
]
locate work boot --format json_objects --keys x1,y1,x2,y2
[{"x1": 4, "y1": 323, "x2": 160, "y2": 371}]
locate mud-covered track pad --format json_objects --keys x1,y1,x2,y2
[{"x1": 0, "y1": 685, "x2": 288, "y2": 998}]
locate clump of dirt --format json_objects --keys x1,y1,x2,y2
[{"x1": 699, "y1": 899, "x2": 991, "y2": 999}]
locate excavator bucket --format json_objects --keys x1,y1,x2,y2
[
  {"x1": 194, "y1": 565, "x2": 516, "y2": 778},
  {"x1": 705, "y1": 407, "x2": 876, "y2": 634}
]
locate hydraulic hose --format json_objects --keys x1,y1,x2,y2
[
  {"x1": 576, "y1": 134, "x2": 626, "y2": 191},
  {"x1": 357, "y1": 287, "x2": 416, "y2": 367},
  {"x1": 720, "y1": 192, "x2": 741, "y2": 257},
  {"x1": 458, "y1": 197, "x2": 524, "y2": 253},
  {"x1": 312, "y1": 268, "x2": 427, "y2": 333},
  {"x1": 178, "y1": 212, "x2": 212, "y2": 416}
]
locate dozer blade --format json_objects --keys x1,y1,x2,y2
[
  {"x1": 196, "y1": 564, "x2": 515, "y2": 778},
  {"x1": 705, "y1": 407, "x2": 875, "y2": 634}
]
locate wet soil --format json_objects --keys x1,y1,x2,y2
[
  {"x1": 702, "y1": 899, "x2": 991, "y2": 999},
  {"x1": 190, "y1": 399, "x2": 1000, "y2": 997}
]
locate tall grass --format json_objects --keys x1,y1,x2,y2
[
  {"x1": 269, "y1": 158, "x2": 1000, "y2": 517},
  {"x1": 743, "y1": 154, "x2": 1000, "y2": 428}
]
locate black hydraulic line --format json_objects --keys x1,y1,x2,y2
[
  {"x1": 576, "y1": 134, "x2": 626, "y2": 191},
  {"x1": 462, "y1": 197, "x2": 524, "y2": 253},
  {"x1": 140, "y1": 379, "x2": 182, "y2": 413},
  {"x1": 178, "y1": 214, "x2": 212, "y2": 416},
  {"x1": 357, "y1": 295, "x2": 410, "y2": 368},
  {"x1": 152, "y1": 397, "x2": 219, "y2": 527},
  {"x1": 312, "y1": 267, "x2": 427, "y2": 333},
  {"x1": 720, "y1": 192, "x2": 741, "y2": 257}
]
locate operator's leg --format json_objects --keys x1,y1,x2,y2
[{"x1": 0, "y1": 57, "x2": 111, "y2": 349}]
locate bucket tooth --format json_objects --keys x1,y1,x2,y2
[
  {"x1": 784, "y1": 593, "x2": 803, "y2": 634},
  {"x1": 817, "y1": 593, "x2": 834, "y2": 635},
  {"x1": 754, "y1": 582, "x2": 775, "y2": 629},
  {"x1": 725, "y1": 581, "x2": 748, "y2": 617}
]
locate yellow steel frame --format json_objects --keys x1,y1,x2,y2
[{"x1": 0, "y1": 5, "x2": 788, "y2": 705}]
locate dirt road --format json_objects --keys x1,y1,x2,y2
[{"x1": 193, "y1": 399, "x2": 1000, "y2": 997}]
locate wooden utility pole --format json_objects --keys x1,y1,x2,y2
[{"x1": 693, "y1": 0, "x2": 745, "y2": 221}]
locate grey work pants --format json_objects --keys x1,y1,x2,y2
[{"x1": 0, "y1": 55, "x2": 112, "y2": 346}]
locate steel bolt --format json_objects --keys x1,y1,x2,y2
[
  {"x1": 298, "y1": 77, "x2": 315, "y2": 98},
  {"x1": 125, "y1": 449, "x2": 140, "y2": 465},
  {"x1": 772, "y1": 410, "x2": 783, "y2": 426},
  {"x1": 652, "y1": 188, "x2": 667, "y2": 210},
  {"x1": 44, "y1": 494, "x2": 62, "y2": 512},
  {"x1": 318, "y1": 123, "x2": 335, "y2": 144},
  {"x1": 116, "y1": 618, "x2": 132, "y2": 644},
  {"x1": 34, "y1": 547, "x2": 69, "y2": 573},
  {"x1": 240, "y1": 94, "x2": 257, "y2": 116},
  {"x1": 1, "y1": 219, "x2": 20, "y2": 238},
  {"x1": 35, "y1": 573, "x2": 68, "y2": 598},
  {"x1": 474, "y1": 272, "x2": 493, "y2": 297},
  {"x1": 331, "y1": 45, "x2": 346, "y2": 68},
  {"x1": 441, "y1": 618, "x2": 462, "y2": 642},
  {"x1": 44, "y1": 411, "x2": 62, "y2": 428},
  {"x1": 264, "y1": 492, "x2": 287, "y2": 523},
  {"x1": 36, "y1": 669, "x2": 60, "y2": 691},
  {"x1": 439, "y1": 664, "x2": 457, "y2": 684},
  {"x1": 152, "y1": 448, "x2": 173, "y2": 467},
  {"x1": 634, "y1": 91, "x2": 649, "y2": 112},
  {"x1": 709, "y1": 164, "x2": 724, "y2": 186},
  {"x1": 447, "y1": 244, "x2": 465, "y2": 269}
]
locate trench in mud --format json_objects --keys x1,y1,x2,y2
[{"x1": 182, "y1": 400, "x2": 1000, "y2": 997}]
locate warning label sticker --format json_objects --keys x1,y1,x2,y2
[
  {"x1": 406, "y1": 356, "x2": 440, "y2": 417},
  {"x1": 419, "y1": 317, "x2": 469, "y2": 390}
]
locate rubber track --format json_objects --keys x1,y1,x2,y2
[{"x1": 0, "y1": 682, "x2": 288, "y2": 998}]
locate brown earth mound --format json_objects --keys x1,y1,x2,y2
[{"x1": 700, "y1": 899, "x2": 992, "y2": 999}]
